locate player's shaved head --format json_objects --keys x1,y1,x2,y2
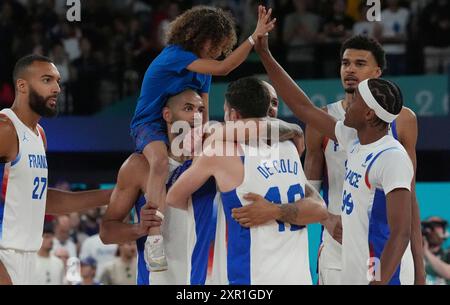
[
  {"x1": 165, "y1": 89, "x2": 202, "y2": 109},
  {"x1": 13, "y1": 54, "x2": 54, "y2": 85}
]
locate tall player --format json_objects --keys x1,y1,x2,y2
[
  {"x1": 101, "y1": 89, "x2": 217, "y2": 285},
  {"x1": 0, "y1": 55, "x2": 112, "y2": 285},
  {"x1": 304, "y1": 35, "x2": 424, "y2": 284},
  {"x1": 256, "y1": 35, "x2": 415, "y2": 284},
  {"x1": 167, "y1": 77, "x2": 327, "y2": 284}
]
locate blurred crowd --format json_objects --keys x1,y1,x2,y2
[
  {"x1": 1, "y1": 0, "x2": 449, "y2": 114},
  {"x1": 36, "y1": 181, "x2": 137, "y2": 285}
]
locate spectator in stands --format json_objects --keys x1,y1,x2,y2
[
  {"x1": 79, "y1": 213, "x2": 118, "y2": 283},
  {"x1": 78, "y1": 257, "x2": 101, "y2": 285},
  {"x1": 319, "y1": 0, "x2": 354, "y2": 78},
  {"x1": 352, "y1": 1, "x2": 376, "y2": 37},
  {"x1": 35, "y1": 222, "x2": 65, "y2": 285},
  {"x1": 422, "y1": 216, "x2": 450, "y2": 284},
  {"x1": 283, "y1": 0, "x2": 321, "y2": 79},
  {"x1": 54, "y1": 247, "x2": 71, "y2": 285},
  {"x1": 70, "y1": 37, "x2": 103, "y2": 115},
  {"x1": 373, "y1": 0, "x2": 410, "y2": 75},
  {"x1": 52, "y1": 215, "x2": 78, "y2": 258},
  {"x1": 419, "y1": 0, "x2": 450, "y2": 74},
  {"x1": 100, "y1": 242, "x2": 137, "y2": 285}
]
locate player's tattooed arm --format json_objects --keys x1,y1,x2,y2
[
  {"x1": 278, "y1": 204, "x2": 299, "y2": 224},
  {"x1": 232, "y1": 181, "x2": 327, "y2": 227}
]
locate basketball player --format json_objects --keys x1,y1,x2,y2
[
  {"x1": 167, "y1": 77, "x2": 328, "y2": 284},
  {"x1": 304, "y1": 35, "x2": 424, "y2": 284},
  {"x1": 0, "y1": 55, "x2": 112, "y2": 285},
  {"x1": 255, "y1": 35, "x2": 415, "y2": 284},
  {"x1": 101, "y1": 89, "x2": 217, "y2": 285}
]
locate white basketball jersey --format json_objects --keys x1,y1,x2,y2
[
  {"x1": 0, "y1": 109, "x2": 48, "y2": 251},
  {"x1": 136, "y1": 158, "x2": 217, "y2": 285},
  {"x1": 220, "y1": 141, "x2": 312, "y2": 284},
  {"x1": 320, "y1": 101, "x2": 399, "y2": 271},
  {"x1": 335, "y1": 121, "x2": 414, "y2": 285}
]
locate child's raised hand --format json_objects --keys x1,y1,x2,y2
[{"x1": 252, "y1": 5, "x2": 276, "y2": 41}]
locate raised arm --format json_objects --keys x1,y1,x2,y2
[
  {"x1": 255, "y1": 36, "x2": 338, "y2": 141},
  {"x1": 45, "y1": 188, "x2": 111, "y2": 215},
  {"x1": 186, "y1": 6, "x2": 276, "y2": 76},
  {"x1": 232, "y1": 181, "x2": 328, "y2": 227},
  {"x1": 304, "y1": 124, "x2": 325, "y2": 183}
]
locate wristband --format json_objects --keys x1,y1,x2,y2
[{"x1": 248, "y1": 36, "x2": 255, "y2": 46}]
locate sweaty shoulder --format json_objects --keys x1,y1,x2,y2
[
  {"x1": 395, "y1": 106, "x2": 417, "y2": 145},
  {"x1": 397, "y1": 107, "x2": 417, "y2": 125},
  {"x1": 119, "y1": 153, "x2": 149, "y2": 189},
  {"x1": 0, "y1": 114, "x2": 18, "y2": 162}
]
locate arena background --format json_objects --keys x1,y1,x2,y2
[{"x1": 1, "y1": 0, "x2": 449, "y2": 284}]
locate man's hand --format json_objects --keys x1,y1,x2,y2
[
  {"x1": 232, "y1": 193, "x2": 279, "y2": 228},
  {"x1": 138, "y1": 202, "x2": 163, "y2": 235},
  {"x1": 322, "y1": 213, "x2": 342, "y2": 244}
]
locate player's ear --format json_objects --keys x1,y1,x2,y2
[
  {"x1": 16, "y1": 79, "x2": 27, "y2": 94},
  {"x1": 365, "y1": 108, "x2": 376, "y2": 123},
  {"x1": 162, "y1": 106, "x2": 172, "y2": 123},
  {"x1": 375, "y1": 66, "x2": 382, "y2": 78}
]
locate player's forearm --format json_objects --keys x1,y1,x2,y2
[
  {"x1": 410, "y1": 195, "x2": 426, "y2": 284},
  {"x1": 166, "y1": 191, "x2": 189, "y2": 210},
  {"x1": 100, "y1": 221, "x2": 146, "y2": 244},
  {"x1": 217, "y1": 40, "x2": 254, "y2": 76},
  {"x1": 270, "y1": 119, "x2": 303, "y2": 142},
  {"x1": 277, "y1": 198, "x2": 327, "y2": 226},
  {"x1": 374, "y1": 230, "x2": 410, "y2": 284},
  {"x1": 258, "y1": 51, "x2": 310, "y2": 115},
  {"x1": 46, "y1": 188, "x2": 112, "y2": 215}
]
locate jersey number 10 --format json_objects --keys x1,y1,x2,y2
[{"x1": 264, "y1": 184, "x2": 305, "y2": 232}]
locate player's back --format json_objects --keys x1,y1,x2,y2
[
  {"x1": 220, "y1": 141, "x2": 311, "y2": 285},
  {"x1": 0, "y1": 109, "x2": 47, "y2": 252}
]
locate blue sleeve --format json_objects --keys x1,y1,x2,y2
[
  {"x1": 200, "y1": 75, "x2": 212, "y2": 94},
  {"x1": 165, "y1": 45, "x2": 199, "y2": 74}
]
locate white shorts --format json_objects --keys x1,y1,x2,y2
[
  {"x1": 0, "y1": 249, "x2": 37, "y2": 285},
  {"x1": 318, "y1": 267, "x2": 341, "y2": 285},
  {"x1": 318, "y1": 249, "x2": 341, "y2": 285}
]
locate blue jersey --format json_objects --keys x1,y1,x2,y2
[
  {"x1": 134, "y1": 159, "x2": 217, "y2": 285},
  {"x1": 130, "y1": 45, "x2": 212, "y2": 132}
]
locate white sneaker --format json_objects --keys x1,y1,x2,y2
[{"x1": 144, "y1": 235, "x2": 168, "y2": 272}]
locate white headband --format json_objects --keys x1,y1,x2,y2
[{"x1": 358, "y1": 79, "x2": 398, "y2": 123}]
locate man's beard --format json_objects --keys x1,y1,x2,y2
[
  {"x1": 29, "y1": 88, "x2": 58, "y2": 118},
  {"x1": 344, "y1": 87, "x2": 356, "y2": 94}
]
